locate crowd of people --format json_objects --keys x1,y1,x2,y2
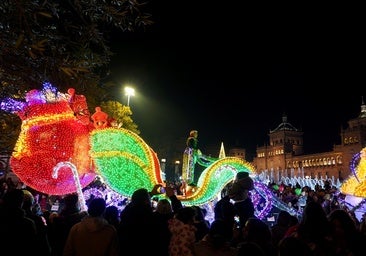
[{"x1": 1, "y1": 173, "x2": 366, "y2": 256}]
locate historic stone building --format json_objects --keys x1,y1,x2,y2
[{"x1": 252, "y1": 99, "x2": 366, "y2": 181}]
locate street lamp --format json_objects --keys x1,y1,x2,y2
[
  {"x1": 124, "y1": 86, "x2": 135, "y2": 106},
  {"x1": 175, "y1": 160, "x2": 180, "y2": 178},
  {"x1": 161, "y1": 159, "x2": 166, "y2": 173}
]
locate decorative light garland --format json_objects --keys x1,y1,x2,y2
[{"x1": 341, "y1": 148, "x2": 366, "y2": 197}]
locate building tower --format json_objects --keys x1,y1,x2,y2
[{"x1": 254, "y1": 113, "x2": 303, "y2": 171}]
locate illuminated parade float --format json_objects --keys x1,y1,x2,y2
[{"x1": 1, "y1": 83, "x2": 365, "y2": 220}]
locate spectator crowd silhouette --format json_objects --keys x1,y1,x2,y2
[{"x1": 1, "y1": 174, "x2": 366, "y2": 256}]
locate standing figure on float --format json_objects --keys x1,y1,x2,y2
[{"x1": 182, "y1": 130, "x2": 201, "y2": 186}]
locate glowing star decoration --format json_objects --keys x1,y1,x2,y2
[
  {"x1": 4, "y1": 83, "x2": 95, "y2": 195},
  {"x1": 340, "y1": 148, "x2": 366, "y2": 197}
]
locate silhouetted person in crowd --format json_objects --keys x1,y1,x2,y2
[
  {"x1": 0, "y1": 189, "x2": 38, "y2": 255},
  {"x1": 270, "y1": 210, "x2": 292, "y2": 251},
  {"x1": 192, "y1": 205, "x2": 210, "y2": 241},
  {"x1": 237, "y1": 242, "x2": 266, "y2": 256},
  {"x1": 228, "y1": 171, "x2": 255, "y2": 228},
  {"x1": 291, "y1": 201, "x2": 336, "y2": 255},
  {"x1": 63, "y1": 197, "x2": 119, "y2": 256},
  {"x1": 117, "y1": 185, "x2": 163, "y2": 255},
  {"x1": 278, "y1": 236, "x2": 312, "y2": 256},
  {"x1": 165, "y1": 185, "x2": 184, "y2": 212},
  {"x1": 328, "y1": 208, "x2": 366, "y2": 256},
  {"x1": 0, "y1": 179, "x2": 9, "y2": 199},
  {"x1": 193, "y1": 219, "x2": 238, "y2": 256},
  {"x1": 283, "y1": 214, "x2": 299, "y2": 238},
  {"x1": 168, "y1": 206, "x2": 197, "y2": 256},
  {"x1": 22, "y1": 190, "x2": 51, "y2": 256},
  {"x1": 214, "y1": 193, "x2": 236, "y2": 241},
  {"x1": 152, "y1": 198, "x2": 175, "y2": 256},
  {"x1": 104, "y1": 205, "x2": 120, "y2": 230},
  {"x1": 237, "y1": 217, "x2": 276, "y2": 256},
  {"x1": 48, "y1": 193, "x2": 87, "y2": 256}
]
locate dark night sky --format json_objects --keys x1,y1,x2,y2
[{"x1": 108, "y1": 2, "x2": 364, "y2": 160}]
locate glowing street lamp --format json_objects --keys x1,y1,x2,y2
[
  {"x1": 161, "y1": 159, "x2": 166, "y2": 173},
  {"x1": 175, "y1": 160, "x2": 180, "y2": 177},
  {"x1": 124, "y1": 86, "x2": 135, "y2": 106}
]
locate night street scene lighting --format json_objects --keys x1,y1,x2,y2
[{"x1": 124, "y1": 86, "x2": 135, "y2": 106}]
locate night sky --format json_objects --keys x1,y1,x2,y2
[{"x1": 108, "y1": 2, "x2": 364, "y2": 160}]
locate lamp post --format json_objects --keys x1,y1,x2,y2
[
  {"x1": 175, "y1": 160, "x2": 180, "y2": 179},
  {"x1": 124, "y1": 86, "x2": 135, "y2": 106},
  {"x1": 161, "y1": 158, "x2": 166, "y2": 173},
  {"x1": 160, "y1": 159, "x2": 166, "y2": 181}
]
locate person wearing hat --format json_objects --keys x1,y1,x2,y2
[{"x1": 22, "y1": 190, "x2": 51, "y2": 255}]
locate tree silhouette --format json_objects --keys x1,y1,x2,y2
[
  {"x1": 0, "y1": 0, "x2": 150, "y2": 155},
  {"x1": 100, "y1": 100, "x2": 140, "y2": 134}
]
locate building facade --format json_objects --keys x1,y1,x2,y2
[{"x1": 252, "y1": 100, "x2": 366, "y2": 181}]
